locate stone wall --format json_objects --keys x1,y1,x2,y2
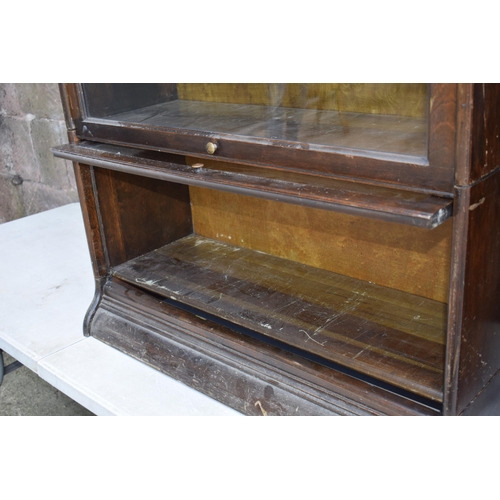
[{"x1": 0, "y1": 83, "x2": 79, "y2": 224}]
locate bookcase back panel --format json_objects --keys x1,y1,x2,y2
[
  {"x1": 176, "y1": 84, "x2": 428, "y2": 117},
  {"x1": 190, "y1": 186, "x2": 452, "y2": 303}
]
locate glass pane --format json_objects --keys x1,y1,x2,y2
[{"x1": 83, "y1": 83, "x2": 429, "y2": 158}]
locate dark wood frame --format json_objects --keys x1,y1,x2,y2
[
  {"x1": 53, "y1": 141, "x2": 453, "y2": 229},
  {"x1": 54, "y1": 83, "x2": 500, "y2": 416},
  {"x1": 64, "y1": 83, "x2": 459, "y2": 195}
]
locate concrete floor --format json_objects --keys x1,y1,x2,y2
[{"x1": 0, "y1": 351, "x2": 94, "y2": 416}]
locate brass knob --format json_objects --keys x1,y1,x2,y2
[{"x1": 206, "y1": 141, "x2": 218, "y2": 155}]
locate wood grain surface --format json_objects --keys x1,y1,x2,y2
[
  {"x1": 190, "y1": 187, "x2": 452, "y2": 302},
  {"x1": 112, "y1": 235, "x2": 446, "y2": 401},
  {"x1": 177, "y1": 84, "x2": 427, "y2": 117},
  {"x1": 455, "y1": 172, "x2": 500, "y2": 412},
  {"x1": 93, "y1": 168, "x2": 192, "y2": 267},
  {"x1": 93, "y1": 278, "x2": 440, "y2": 415},
  {"x1": 52, "y1": 142, "x2": 453, "y2": 228}
]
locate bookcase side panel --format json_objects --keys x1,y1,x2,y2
[{"x1": 455, "y1": 171, "x2": 500, "y2": 413}]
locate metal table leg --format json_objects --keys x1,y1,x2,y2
[{"x1": 0, "y1": 349, "x2": 23, "y2": 387}]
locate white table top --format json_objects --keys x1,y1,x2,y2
[{"x1": 0, "y1": 203, "x2": 241, "y2": 416}]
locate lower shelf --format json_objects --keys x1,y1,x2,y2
[
  {"x1": 112, "y1": 234, "x2": 447, "y2": 402},
  {"x1": 92, "y1": 278, "x2": 440, "y2": 415}
]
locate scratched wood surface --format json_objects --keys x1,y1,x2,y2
[
  {"x1": 112, "y1": 235, "x2": 446, "y2": 401},
  {"x1": 177, "y1": 84, "x2": 427, "y2": 117},
  {"x1": 108, "y1": 99, "x2": 427, "y2": 157},
  {"x1": 190, "y1": 187, "x2": 452, "y2": 303},
  {"x1": 454, "y1": 172, "x2": 500, "y2": 413},
  {"x1": 469, "y1": 84, "x2": 500, "y2": 183},
  {"x1": 52, "y1": 142, "x2": 453, "y2": 228}
]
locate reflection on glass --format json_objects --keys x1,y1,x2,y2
[{"x1": 83, "y1": 83, "x2": 429, "y2": 158}]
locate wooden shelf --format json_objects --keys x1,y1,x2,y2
[
  {"x1": 104, "y1": 100, "x2": 428, "y2": 158},
  {"x1": 112, "y1": 235, "x2": 447, "y2": 401},
  {"x1": 52, "y1": 142, "x2": 453, "y2": 228}
]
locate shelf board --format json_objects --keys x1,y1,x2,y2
[
  {"x1": 105, "y1": 100, "x2": 428, "y2": 158},
  {"x1": 52, "y1": 142, "x2": 453, "y2": 228},
  {"x1": 112, "y1": 235, "x2": 447, "y2": 401}
]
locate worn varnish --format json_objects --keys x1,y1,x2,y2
[
  {"x1": 51, "y1": 142, "x2": 453, "y2": 229},
  {"x1": 469, "y1": 84, "x2": 500, "y2": 183},
  {"x1": 453, "y1": 171, "x2": 500, "y2": 413},
  {"x1": 93, "y1": 278, "x2": 439, "y2": 415},
  {"x1": 103, "y1": 278, "x2": 440, "y2": 415},
  {"x1": 112, "y1": 235, "x2": 447, "y2": 401}
]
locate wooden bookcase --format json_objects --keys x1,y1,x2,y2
[{"x1": 53, "y1": 83, "x2": 500, "y2": 415}]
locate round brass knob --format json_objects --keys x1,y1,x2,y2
[{"x1": 206, "y1": 141, "x2": 218, "y2": 155}]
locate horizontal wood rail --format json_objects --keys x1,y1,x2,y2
[{"x1": 53, "y1": 141, "x2": 453, "y2": 228}]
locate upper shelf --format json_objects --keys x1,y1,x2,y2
[
  {"x1": 81, "y1": 83, "x2": 429, "y2": 158},
  {"x1": 52, "y1": 141, "x2": 453, "y2": 229},
  {"x1": 105, "y1": 100, "x2": 428, "y2": 158},
  {"x1": 67, "y1": 84, "x2": 458, "y2": 194}
]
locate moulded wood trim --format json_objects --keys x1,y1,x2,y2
[
  {"x1": 91, "y1": 278, "x2": 440, "y2": 416},
  {"x1": 53, "y1": 142, "x2": 454, "y2": 229}
]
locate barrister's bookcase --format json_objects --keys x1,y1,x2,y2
[{"x1": 53, "y1": 84, "x2": 500, "y2": 415}]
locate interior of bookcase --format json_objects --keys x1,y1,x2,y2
[
  {"x1": 94, "y1": 167, "x2": 451, "y2": 404},
  {"x1": 82, "y1": 83, "x2": 429, "y2": 158}
]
